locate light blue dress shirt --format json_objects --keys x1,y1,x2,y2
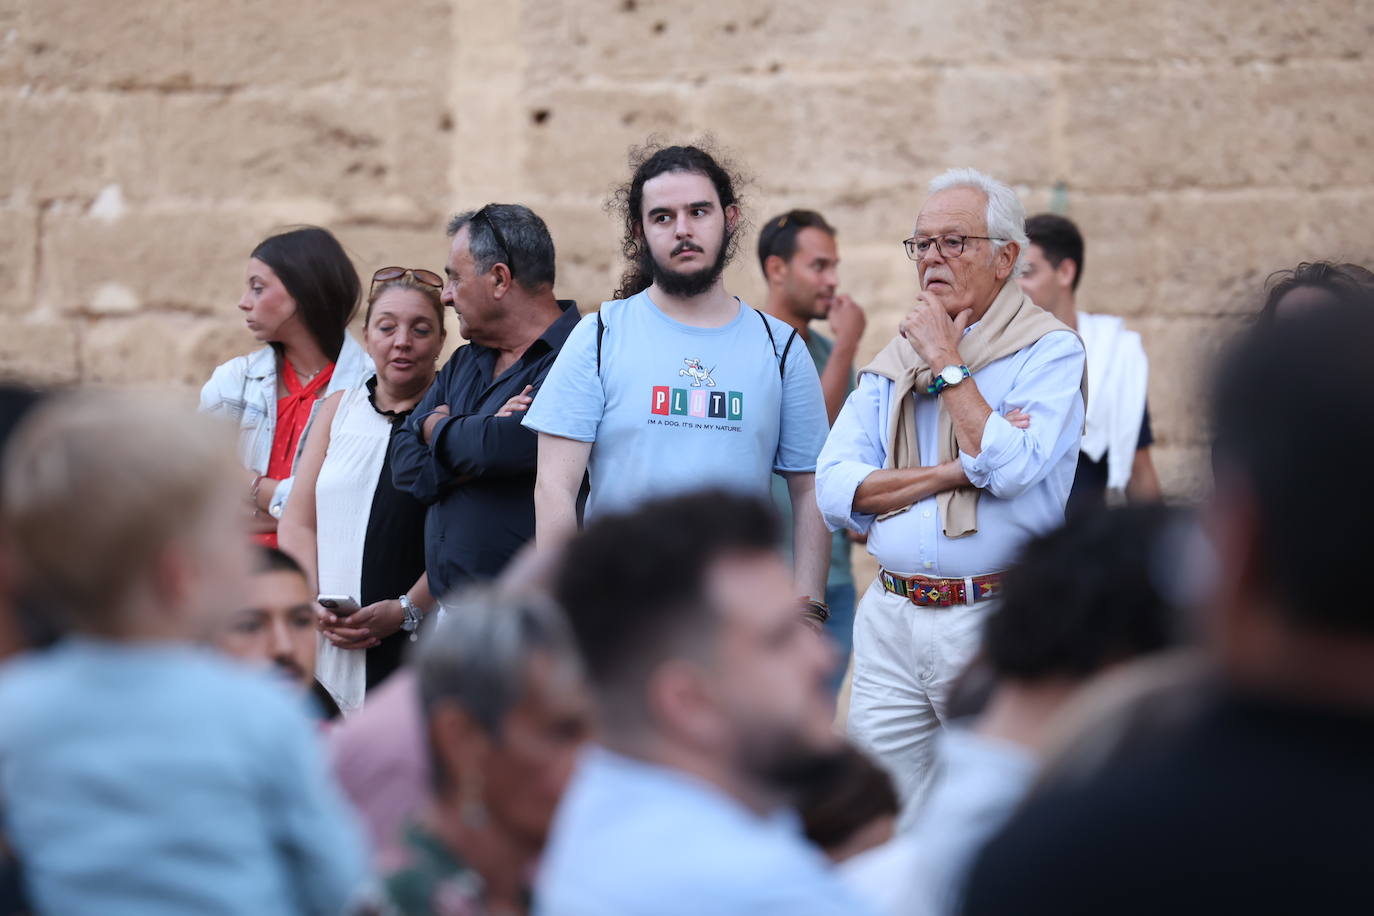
[
  {"x1": 841, "y1": 727, "x2": 1035, "y2": 916},
  {"x1": 0, "y1": 639, "x2": 367, "y2": 915},
  {"x1": 535, "y1": 746, "x2": 878, "y2": 916},
  {"x1": 816, "y1": 328, "x2": 1085, "y2": 578}
]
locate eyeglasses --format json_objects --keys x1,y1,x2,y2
[
  {"x1": 471, "y1": 204, "x2": 514, "y2": 280},
  {"x1": 902, "y1": 234, "x2": 1007, "y2": 261},
  {"x1": 372, "y1": 266, "x2": 444, "y2": 289}
]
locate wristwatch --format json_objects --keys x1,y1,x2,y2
[
  {"x1": 399, "y1": 594, "x2": 423, "y2": 640},
  {"x1": 926, "y1": 364, "x2": 971, "y2": 395}
]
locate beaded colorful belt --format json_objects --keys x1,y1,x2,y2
[{"x1": 879, "y1": 568, "x2": 1003, "y2": 608}]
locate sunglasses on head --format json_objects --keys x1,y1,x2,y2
[{"x1": 371, "y1": 266, "x2": 444, "y2": 289}]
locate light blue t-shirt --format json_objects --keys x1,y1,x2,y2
[
  {"x1": 523, "y1": 291, "x2": 829, "y2": 521},
  {"x1": 0, "y1": 638, "x2": 367, "y2": 916},
  {"x1": 535, "y1": 746, "x2": 879, "y2": 916}
]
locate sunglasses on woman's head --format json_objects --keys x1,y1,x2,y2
[{"x1": 372, "y1": 266, "x2": 444, "y2": 289}]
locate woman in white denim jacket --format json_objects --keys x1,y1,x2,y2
[{"x1": 200, "y1": 227, "x2": 373, "y2": 544}]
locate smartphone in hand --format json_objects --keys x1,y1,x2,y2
[{"x1": 317, "y1": 595, "x2": 361, "y2": 618}]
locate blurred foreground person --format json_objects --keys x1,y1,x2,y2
[
  {"x1": 0, "y1": 385, "x2": 45, "y2": 665},
  {"x1": 963, "y1": 297, "x2": 1374, "y2": 914},
  {"x1": 538, "y1": 491, "x2": 877, "y2": 915},
  {"x1": 0, "y1": 393, "x2": 366, "y2": 915},
  {"x1": 797, "y1": 744, "x2": 899, "y2": 864},
  {"x1": 212, "y1": 546, "x2": 342, "y2": 719},
  {"x1": 0, "y1": 384, "x2": 44, "y2": 916},
  {"x1": 1259, "y1": 259, "x2": 1374, "y2": 319},
  {"x1": 201, "y1": 226, "x2": 371, "y2": 547},
  {"x1": 843, "y1": 505, "x2": 1181, "y2": 916},
  {"x1": 365, "y1": 589, "x2": 590, "y2": 915}
]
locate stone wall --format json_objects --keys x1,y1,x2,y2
[{"x1": 4, "y1": 0, "x2": 1373, "y2": 503}]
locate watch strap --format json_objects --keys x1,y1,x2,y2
[{"x1": 926, "y1": 364, "x2": 971, "y2": 395}]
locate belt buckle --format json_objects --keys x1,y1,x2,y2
[{"x1": 911, "y1": 577, "x2": 952, "y2": 608}]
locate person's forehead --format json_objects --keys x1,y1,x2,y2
[
  {"x1": 248, "y1": 570, "x2": 311, "y2": 609},
  {"x1": 448, "y1": 226, "x2": 474, "y2": 265},
  {"x1": 372, "y1": 288, "x2": 435, "y2": 318},
  {"x1": 793, "y1": 227, "x2": 838, "y2": 262},
  {"x1": 916, "y1": 187, "x2": 988, "y2": 234},
  {"x1": 246, "y1": 257, "x2": 277, "y2": 280},
  {"x1": 512, "y1": 652, "x2": 585, "y2": 716},
  {"x1": 642, "y1": 170, "x2": 720, "y2": 211},
  {"x1": 708, "y1": 552, "x2": 794, "y2": 633}
]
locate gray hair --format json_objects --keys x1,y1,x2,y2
[
  {"x1": 415, "y1": 586, "x2": 581, "y2": 737},
  {"x1": 926, "y1": 168, "x2": 1029, "y2": 277},
  {"x1": 446, "y1": 203, "x2": 557, "y2": 291}
]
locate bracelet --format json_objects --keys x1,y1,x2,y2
[
  {"x1": 249, "y1": 474, "x2": 266, "y2": 508},
  {"x1": 800, "y1": 597, "x2": 831, "y2": 625}
]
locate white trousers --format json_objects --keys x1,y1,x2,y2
[{"x1": 847, "y1": 577, "x2": 995, "y2": 832}]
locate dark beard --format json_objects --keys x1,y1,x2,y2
[{"x1": 649, "y1": 231, "x2": 733, "y2": 298}]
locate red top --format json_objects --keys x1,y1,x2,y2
[{"x1": 254, "y1": 358, "x2": 335, "y2": 548}]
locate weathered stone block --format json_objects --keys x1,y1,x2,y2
[
  {"x1": 1063, "y1": 63, "x2": 1374, "y2": 192},
  {"x1": 1152, "y1": 443, "x2": 1211, "y2": 504},
  {"x1": 1150, "y1": 192, "x2": 1307, "y2": 317},
  {"x1": 110, "y1": 93, "x2": 448, "y2": 217},
  {"x1": 82, "y1": 312, "x2": 255, "y2": 386},
  {"x1": 0, "y1": 94, "x2": 114, "y2": 199},
  {"x1": 1065, "y1": 194, "x2": 1162, "y2": 318},
  {"x1": 519, "y1": 85, "x2": 692, "y2": 197},
  {"x1": 41, "y1": 208, "x2": 264, "y2": 316},
  {"x1": 0, "y1": 318, "x2": 80, "y2": 384},
  {"x1": 0, "y1": 208, "x2": 36, "y2": 315},
  {"x1": 1134, "y1": 314, "x2": 1248, "y2": 447}
]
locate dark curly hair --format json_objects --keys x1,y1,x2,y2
[
  {"x1": 1260, "y1": 260, "x2": 1374, "y2": 320},
  {"x1": 608, "y1": 140, "x2": 746, "y2": 300}
]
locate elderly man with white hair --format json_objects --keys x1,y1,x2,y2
[{"x1": 816, "y1": 169, "x2": 1086, "y2": 829}]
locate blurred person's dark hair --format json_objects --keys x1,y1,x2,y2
[
  {"x1": 797, "y1": 744, "x2": 899, "y2": 863},
  {"x1": 554, "y1": 489, "x2": 777, "y2": 728},
  {"x1": 255, "y1": 544, "x2": 305, "y2": 578},
  {"x1": 1024, "y1": 213, "x2": 1085, "y2": 292},
  {"x1": 0, "y1": 383, "x2": 49, "y2": 659},
  {"x1": 757, "y1": 209, "x2": 835, "y2": 277},
  {"x1": 1213, "y1": 293, "x2": 1374, "y2": 635},
  {"x1": 446, "y1": 204, "x2": 557, "y2": 293},
  {"x1": 984, "y1": 505, "x2": 1183, "y2": 682},
  {"x1": 250, "y1": 226, "x2": 361, "y2": 361},
  {"x1": 610, "y1": 141, "x2": 745, "y2": 300},
  {"x1": 1260, "y1": 260, "x2": 1374, "y2": 320}
]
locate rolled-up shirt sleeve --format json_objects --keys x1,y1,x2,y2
[
  {"x1": 815, "y1": 372, "x2": 890, "y2": 536},
  {"x1": 960, "y1": 330, "x2": 1086, "y2": 500}
]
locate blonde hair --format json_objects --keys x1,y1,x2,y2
[
  {"x1": 2, "y1": 391, "x2": 239, "y2": 628},
  {"x1": 365, "y1": 275, "x2": 445, "y2": 327}
]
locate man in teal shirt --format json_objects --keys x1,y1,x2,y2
[{"x1": 761, "y1": 210, "x2": 868, "y2": 678}]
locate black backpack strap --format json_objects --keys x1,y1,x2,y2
[
  {"x1": 596, "y1": 310, "x2": 605, "y2": 376},
  {"x1": 753, "y1": 308, "x2": 795, "y2": 381}
]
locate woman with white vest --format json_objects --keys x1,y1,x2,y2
[
  {"x1": 278, "y1": 268, "x2": 445, "y2": 713},
  {"x1": 200, "y1": 226, "x2": 372, "y2": 547}
]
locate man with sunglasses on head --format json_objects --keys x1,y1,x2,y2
[
  {"x1": 815, "y1": 169, "x2": 1085, "y2": 830},
  {"x1": 391, "y1": 204, "x2": 580, "y2": 606}
]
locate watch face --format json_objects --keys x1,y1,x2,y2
[{"x1": 941, "y1": 365, "x2": 964, "y2": 385}]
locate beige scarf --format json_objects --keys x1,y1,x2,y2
[{"x1": 860, "y1": 278, "x2": 1084, "y2": 538}]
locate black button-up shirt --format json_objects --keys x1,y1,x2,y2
[{"x1": 391, "y1": 300, "x2": 580, "y2": 598}]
